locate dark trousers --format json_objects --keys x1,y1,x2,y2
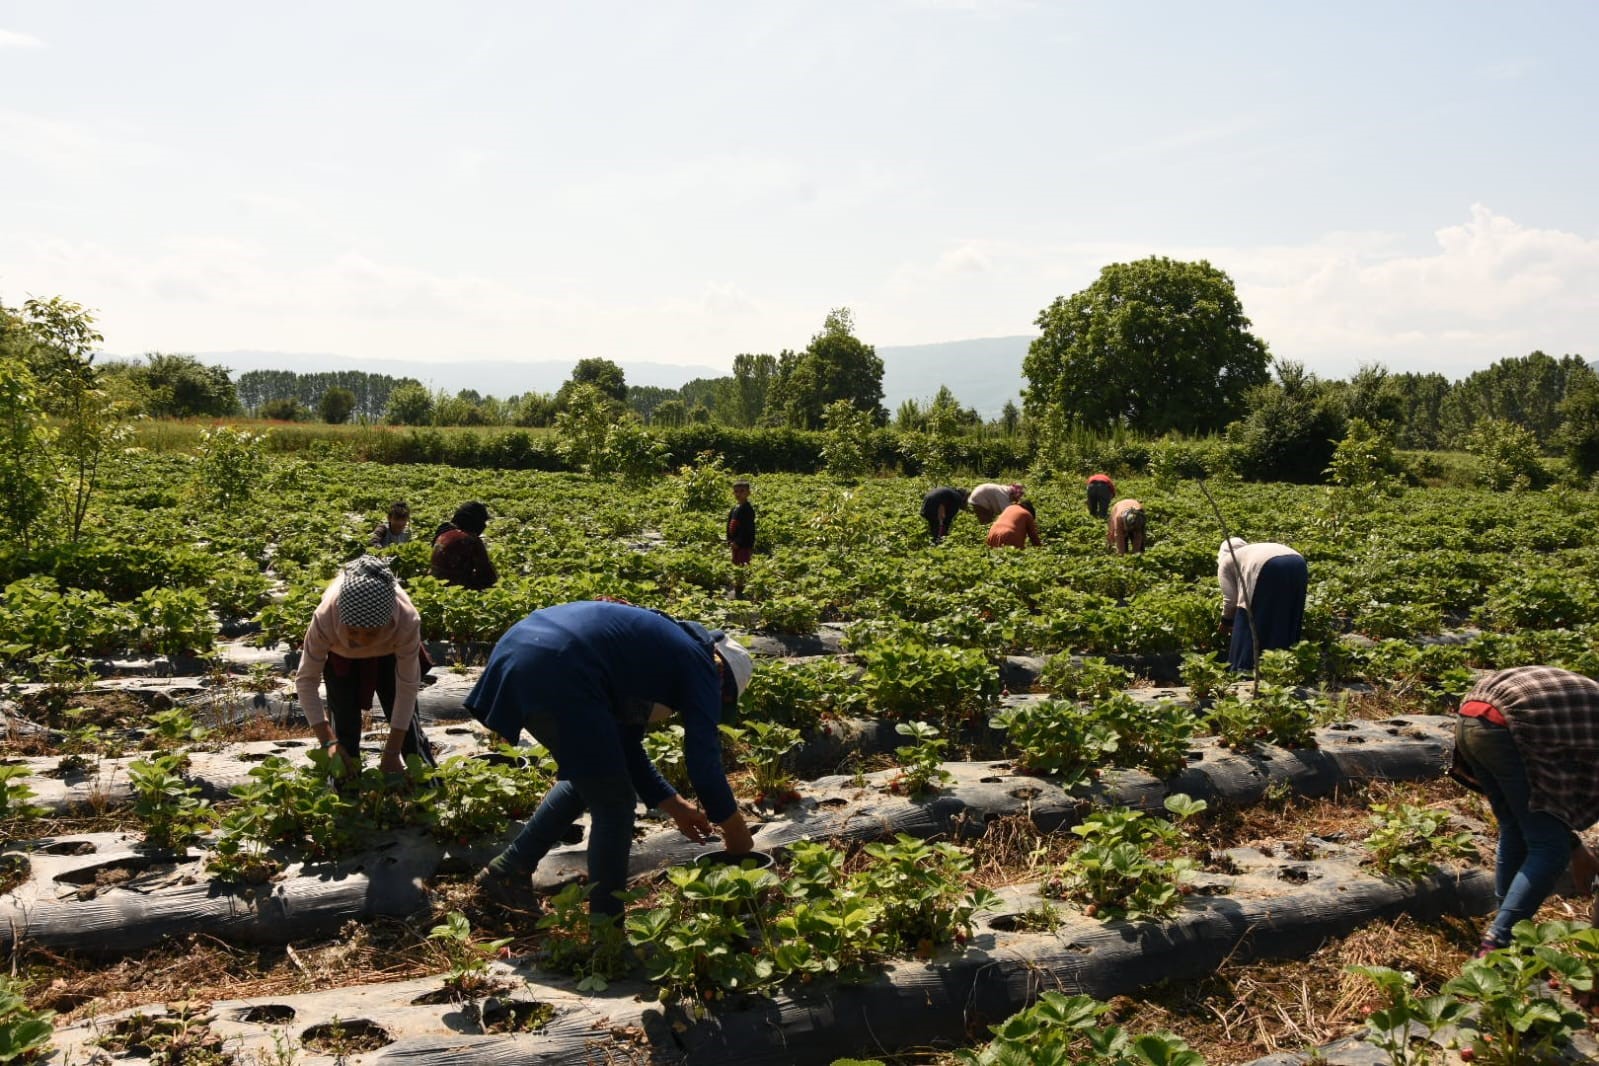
[
  {"x1": 323, "y1": 652, "x2": 435, "y2": 766},
  {"x1": 1086, "y1": 482, "x2": 1113, "y2": 518},
  {"x1": 1227, "y1": 554, "x2": 1309, "y2": 672},
  {"x1": 1454, "y1": 716, "x2": 1574, "y2": 946},
  {"x1": 502, "y1": 708, "x2": 638, "y2": 916}
]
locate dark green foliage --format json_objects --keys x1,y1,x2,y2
[
  {"x1": 1024, "y1": 257, "x2": 1271, "y2": 435},
  {"x1": 1227, "y1": 361, "x2": 1347, "y2": 483}
]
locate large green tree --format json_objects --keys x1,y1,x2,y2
[
  {"x1": 1023, "y1": 257, "x2": 1271, "y2": 434},
  {"x1": 777, "y1": 309, "x2": 886, "y2": 429}
]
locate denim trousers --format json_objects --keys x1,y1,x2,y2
[
  {"x1": 1454, "y1": 715, "x2": 1574, "y2": 946},
  {"x1": 500, "y1": 707, "x2": 638, "y2": 917}
]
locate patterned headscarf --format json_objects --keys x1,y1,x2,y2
[
  {"x1": 1007, "y1": 483, "x2": 1025, "y2": 502},
  {"x1": 337, "y1": 555, "x2": 397, "y2": 629}
]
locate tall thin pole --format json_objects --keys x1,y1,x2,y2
[{"x1": 1195, "y1": 477, "x2": 1260, "y2": 697}]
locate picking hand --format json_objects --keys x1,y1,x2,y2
[
  {"x1": 660, "y1": 795, "x2": 715, "y2": 843},
  {"x1": 718, "y1": 813, "x2": 755, "y2": 855}
]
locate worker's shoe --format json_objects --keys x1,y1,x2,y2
[{"x1": 473, "y1": 861, "x2": 537, "y2": 911}]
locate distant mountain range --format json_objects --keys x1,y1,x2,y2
[{"x1": 188, "y1": 334, "x2": 1035, "y2": 419}]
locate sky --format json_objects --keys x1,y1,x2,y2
[{"x1": 2, "y1": 1, "x2": 1597, "y2": 384}]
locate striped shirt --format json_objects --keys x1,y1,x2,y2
[{"x1": 1452, "y1": 666, "x2": 1599, "y2": 831}]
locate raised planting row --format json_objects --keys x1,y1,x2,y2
[
  {"x1": 43, "y1": 836, "x2": 1497, "y2": 1065},
  {"x1": 1, "y1": 715, "x2": 1455, "y2": 957}
]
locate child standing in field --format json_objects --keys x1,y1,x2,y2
[{"x1": 726, "y1": 479, "x2": 756, "y2": 594}]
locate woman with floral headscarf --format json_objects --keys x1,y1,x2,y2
[{"x1": 295, "y1": 555, "x2": 434, "y2": 772}]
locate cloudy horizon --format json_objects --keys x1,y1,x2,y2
[{"x1": 2, "y1": 1, "x2": 1595, "y2": 383}]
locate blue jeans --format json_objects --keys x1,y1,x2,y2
[
  {"x1": 500, "y1": 706, "x2": 639, "y2": 917},
  {"x1": 501, "y1": 778, "x2": 637, "y2": 917},
  {"x1": 1454, "y1": 716, "x2": 1574, "y2": 946}
]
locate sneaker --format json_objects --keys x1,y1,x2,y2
[{"x1": 473, "y1": 865, "x2": 537, "y2": 911}]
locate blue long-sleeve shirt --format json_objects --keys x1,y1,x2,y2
[{"x1": 465, "y1": 601, "x2": 737, "y2": 824}]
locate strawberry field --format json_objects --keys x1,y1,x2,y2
[{"x1": 4, "y1": 451, "x2": 1599, "y2": 1064}]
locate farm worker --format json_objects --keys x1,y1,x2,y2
[
  {"x1": 1217, "y1": 537, "x2": 1308, "y2": 673},
  {"x1": 726, "y1": 478, "x2": 756, "y2": 566},
  {"x1": 986, "y1": 502, "x2": 1042, "y2": 549},
  {"x1": 369, "y1": 500, "x2": 411, "y2": 549},
  {"x1": 1449, "y1": 667, "x2": 1599, "y2": 957},
  {"x1": 921, "y1": 486, "x2": 969, "y2": 545},
  {"x1": 295, "y1": 555, "x2": 436, "y2": 773},
  {"x1": 967, "y1": 482, "x2": 1016, "y2": 525},
  {"x1": 726, "y1": 477, "x2": 757, "y2": 598},
  {"x1": 430, "y1": 501, "x2": 498, "y2": 589},
  {"x1": 1107, "y1": 498, "x2": 1147, "y2": 555},
  {"x1": 1085, "y1": 473, "x2": 1116, "y2": 518},
  {"x1": 465, "y1": 600, "x2": 756, "y2": 916}
]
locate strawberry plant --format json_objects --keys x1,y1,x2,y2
[
  {"x1": 738, "y1": 658, "x2": 860, "y2": 730},
  {"x1": 1443, "y1": 926, "x2": 1593, "y2": 1066},
  {"x1": 989, "y1": 699, "x2": 1118, "y2": 790},
  {"x1": 536, "y1": 883, "x2": 632, "y2": 993},
  {"x1": 1364, "y1": 802, "x2": 1476, "y2": 880},
  {"x1": 1179, "y1": 652, "x2": 1232, "y2": 704},
  {"x1": 955, "y1": 991, "x2": 1205, "y2": 1066},
  {"x1": 421, "y1": 750, "x2": 554, "y2": 841},
  {"x1": 889, "y1": 721, "x2": 951, "y2": 796},
  {"x1": 642, "y1": 724, "x2": 689, "y2": 793},
  {"x1": 0, "y1": 766, "x2": 43, "y2": 825},
  {"x1": 1047, "y1": 794, "x2": 1206, "y2": 922},
  {"x1": 1346, "y1": 965, "x2": 1469, "y2": 1066},
  {"x1": 854, "y1": 629, "x2": 1000, "y2": 727},
  {"x1": 0, "y1": 975, "x2": 53, "y2": 1063},
  {"x1": 855, "y1": 835, "x2": 995, "y2": 955},
  {"x1": 127, "y1": 753, "x2": 211, "y2": 852},
  {"x1": 1089, "y1": 693, "x2": 1197, "y2": 779},
  {"x1": 1204, "y1": 684, "x2": 1318, "y2": 752},
  {"x1": 626, "y1": 862, "x2": 780, "y2": 1001},
  {"x1": 427, "y1": 910, "x2": 512, "y2": 999},
  {"x1": 1256, "y1": 644, "x2": 1321, "y2": 688},
  {"x1": 734, "y1": 720, "x2": 803, "y2": 804},
  {"x1": 1036, "y1": 654, "x2": 1132, "y2": 700}
]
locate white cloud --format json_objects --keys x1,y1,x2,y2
[
  {"x1": 1, "y1": 207, "x2": 1593, "y2": 380},
  {"x1": 1233, "y1": 205, "x2": 1599, "y2": 373},
  {"x1": 0, "y1": 29, "x2": 43, "y2": 48}
]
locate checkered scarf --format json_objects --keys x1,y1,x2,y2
[{"x1": 337, "y1": 556, "x2": 397, "y2": 629}]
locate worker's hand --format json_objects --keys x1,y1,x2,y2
[
  {"x1": 660, "y1": 795, "x2": 714, "y2": 844},
  {"x1": 718, "y1": 812, "x2": 755, "y2": 855},
  {"x1": 1218, "y1": 617, "x2": 1234, "y2": 633},
  {"x1": 379, "y1": 749, "x2": 406, "y2": 777}
]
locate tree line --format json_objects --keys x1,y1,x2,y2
[{"x1": 10, "y1": 268, "x2": 1598, "y2": 484}]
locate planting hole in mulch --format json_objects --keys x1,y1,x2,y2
[
  {"x1": 234, "y1": 1004, "x2": 295, "y2": 1023},
  {"x1": 0, "y1": 854, "x2": 30, "y2": 894},
  {"x1": 481, "y1": 998, "x2": 556, "y2": 1034},
  {"x1": 301, "y1": 1018, "x2": 392, "y2": 1054},
  {"x1": 54, "y1": 856, "x2": 178, "y2": 894},
  {"x1": 38, "y1": 839, "x2": 99, "y2": 856}
]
